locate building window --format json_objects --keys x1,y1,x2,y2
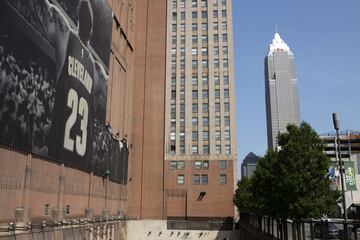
[
  {"x1": 202, "y1": 75, "x2": 208, "y2": 85},
  {"x1": 192, "y1": 145, "x2": 198, "y2": 154},
  {"x1": 221, "y1": 0, "x2": 226, "y2": 6},
  {"x1": 178, "y1": 161, "x2": 185, "y2": 169},
  {"x1": 180, "y1": 60, "x2": 185, "y2": 69},
  {"x1": 192, "y1": 131, "x2": 198, "y2": 141},
  {"x1": 180, "y1": 103, "x2": 185, "y2": 112},
  {"x1": 192, "y1": 0, "x2": 197, "y2": 7},
  {"x1": 194, "y1": 160, "x2": 202, "y2": 169},
  {"x1": 225, "y1": 145, "x2": 231, "y2": 154},
  {"x1": 214, "y1": 46, "x2": 219, "y2": 55},
  {"x1": 214, "y1": 59, "x2": 219, "y2": 68},
  {"x1": 202, "y1": 60, "x2": 208, "y2": 68},
  {"x1": 180, "y1": 35, "x2": 185, "y2": 44},
  {"x1": 180, "y1": 0, "x2": 185, "y2": 8},
  {"x1": 215, "y1": 103, "x2": 220, "y2": 112},
  {"x1": 223, "y1": 58, "x2": 228, "y2": 68},
  {"x1": 172, "y1": 24, "x2": 177, "y2": 32},
  {"x1": 201, "y1": 11, "x2": 207, "y2": 19},
  {"x1": 192, "y1": 103, "x2": 198, "y2": 113},
  {"x1": 172, "y1": 0, "x2": 177, "y2": 9},
  {"x1": 200, "y1": 0, "x2": 207, "y2": 7},
  {"x1": 222, "y1": 34, "x2": 228, "y2": 42},
  {"x1": 180, "y1": 117, "x2": 185, "y2": 126},
  {"x1": 192, "y1": 60, "x2": 198, "y2": 69},
  {"x1": 219, "y1": 174, "x2": 227, "y2": 184},
  {"x1": 224, "y1": 116, "x2": 230, "y2": 126},
  {"x1": 192, "y1": 11, "x2": 198, "y2": 19},
  {"x1": 192, "y1": 48, "x2": 198, "y2": 55},
  {"x1": 221, "y1": 10, "x2": 227, "y2": 18},
  {"x1": 203, "y1": 160, "x2": 209, "y2": 169},
  {"x1": 216, "y1": 145, "x2": 221, "y2": 154},
  {"x1": 203, "y1": 117, "x2": 209, "y2": 127},
  {"x1": 213, "y1": 22, "x2": 218, "y2": 31},
  {"x1": 215, "y1": 89, "x2": 220, "y2": 99},
  {"x1": 201, "y1": 35, "x2": 208, "y2": 43},
  {"x1": 201, "y1": 47, "x2": 208, "y2": 56},
  {"x1": 203, "y1": 145, "x2": 209, "y2": 154},
  {"x1": 224, "y1": 89, "x2": 229, "y2": 98},
  {"x1": 214, "y1": 34, "x2": 219, "y2": 43},
  {"x1": 202, "y1": 90, "x2": 208, "y2": 99},
  {"x1": 180, "y1": 47, "x2": 185, "y2": 56},
  {"x1": 180, "y1": 90, "x2": 185, "y2": 99},
  {"x1": 215, "y1": 116, "x2": 221, "y2": 126},
  {"x1": 203, "y1": 131, "x2": 209, "y2": 141},
  {"x1": 171, "y1": 103, "x2": 176, "y2": 113},
  {"x1": 180, "y1": 12, "x2": 185, "y2": 20},
  {"x1": 201, "y1": 23, "x2": 208, "y2": 31},
  {"x1": 223, "y1": 75, "x2": 229, "y2": 85},
  {"x1": 192, "y1": 117, "x2": 198, "y2": 126},
  {"x1": 225, "y1": 130, "x2": 230, "y2": 140},
  {"x1": 192, "y1": 76, "x2": 198, "y2": 85},
  {"x1": 171, "y1": 76, "x2": 176, "y2": 86},
  {"x1": 213, "y1": 0, "x2": 218, "y2": 7},
  {"x1": 193, "y1": 174, "x2": 200, "y2": 185},
  {"x1": 171, "y1": 60, "x2": 176, "y2": 70},
  {"x1": 213, "y1": 10, "x2": 218, "y2": 18},
  {"x1": 180, "y1": 23, "x2": 185, "y2": 32},
  {"x1": 179, "y1": 145, "x2": 185, "y2": 154},
  {"x1": 192, "y1": 90, "x2": 198, "y2": 99},
  {"x1": 192, "y1": 23, "x2": 198, "y2": 31},
  {"x1": 221, "y1": 21, "x2": 227, "y2": 30},
  {"x1": 224, "y1": 102, "x2": 230, "y2": 112},
  {"x1": 201, "y1": 175, "x2": 208, "y2": 184},
  {"x1": 178, "y1": 175, "x2": 185, "y2": 185},
  {"x1": 170, "y1": 161, "x2": 177, "y2": 170},
  {"x1": 172, "y1": 36, "x2": 177, "y2": 44},
  {"x1": 202, "y1": 103, "x2": 209, "y2": 113},
  {"x1": 192, "y1": 35, "x2": 198, "y2": 44},
  {"x1": 215, "y1": 130, "x2": 221, "y2": 141},
  {"x1": 222, "y1": 46, "x2": 228, "y2": 55},
  {"x1": 219, "y1": 160, "x2": 226, "y2": 169}
]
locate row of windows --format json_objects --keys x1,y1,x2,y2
[
  {"x1": 171, "y1": 115, "x2": 232, "y2": 130},
  {"x1": 170, "y1": 160, "x2": 227, "y2": 170},
  {"x1": 191, "y1": 144, "x2": 231, "y2": 154},
  {"x1": 171, "y1": 74, "x2": 229, "y2": 87},
  {"x1": 171, "y1": 59, "x2": 229, "y2": 70},
  {"x1": 177, "y1": 174, "x2": 227, "y2": 185},
  {"x1": 169, "y1": 143, "x2": 231, "y2": 155},
  {"x1": 171, "y1": 102, "x2": 230, "y2": 114},
  {"x1": 172, "y1": 0, "x2": 227, "y2": 9},
  {"x1": 172, "y1": 10, "x2": 227, "y2": 21},
  {"x1": 172, "y1": 23, "x2": 228, "y2": 38}
]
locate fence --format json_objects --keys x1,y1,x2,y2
[{"x1": 240, "y1": 213, "x2": 360, "y2": 240}]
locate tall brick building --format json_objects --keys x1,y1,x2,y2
[{"x1": 0, "y1": 0, "x2": 236, "y2": 229}]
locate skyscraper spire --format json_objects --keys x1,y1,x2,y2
[{"x1": 264, "y1": 33, "x2": 300, "y2": 149}]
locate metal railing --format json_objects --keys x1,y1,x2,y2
[{"x1": 240, "y1": 213, "x2": 360, "y2": 240}]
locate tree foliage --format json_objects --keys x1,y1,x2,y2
[{"x1": 234, "y1": 122, "x2": 340, "y2": 219}]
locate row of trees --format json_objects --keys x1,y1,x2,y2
[{"x1": 234, "y1": 122, "x2": 340, "y2": 219}]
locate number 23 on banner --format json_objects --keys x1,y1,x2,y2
[{"x1": 63, "y1": 88, "x2": 88, "y2": 156}]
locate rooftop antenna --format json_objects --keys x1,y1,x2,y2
[{"x1": 275, "y1": 24, "x2": 278, "y2": 33}]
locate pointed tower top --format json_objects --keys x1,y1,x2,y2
[{"x1": 269, "y1": 32, "x2": 291, "y2": 54}]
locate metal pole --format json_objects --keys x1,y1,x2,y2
[{"x1": 333, "y1": 113, "x2": 348, "y2": 240}]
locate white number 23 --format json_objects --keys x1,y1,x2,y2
[{"x1": 63, "y1": 88, "x2": 88, "y2": 156}]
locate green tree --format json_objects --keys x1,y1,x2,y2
[
  {"x1": 234, "y1": 122, "x2": 340, "y2": 219},
  {"x1": 233, "y1": 177, "x2": 257, "y2": 214}
]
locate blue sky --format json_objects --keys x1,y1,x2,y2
[{"x1": 232, "y1": 0, "x2": 360, "y2": 177}]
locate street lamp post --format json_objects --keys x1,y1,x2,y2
[{"x1": 332, "y1": 113, "x2": 348, "y2": 240}]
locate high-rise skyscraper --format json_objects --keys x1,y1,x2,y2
[
  {"x1": 265, "y1": 32, "x2": 300, "y2": 149},
  {"x1": 164, "y1": 0, "x2": 237, "y2": 220}
]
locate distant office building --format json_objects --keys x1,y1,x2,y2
[
  {"x1": 320, "y1": 130, "x2": 360, "y2": 162},
  {"x1": 241, "y1": 152, "x2": 259, "y2": 178},
  {"x1": 164, "y1": 0, "x2": 237, "y2": 220},
  {"x1": 264, "y1": 32, "x2": 300, "y2": 149}
]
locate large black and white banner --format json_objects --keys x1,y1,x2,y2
[{"x1": 0, "y1": 0, "x2": 128, "y2": 183}]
